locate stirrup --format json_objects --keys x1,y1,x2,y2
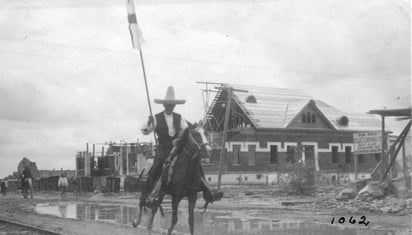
[
  {"x1": 145, "y1": 196, "x2": 159, "y2": 209},
  {"x1": 204, "y1": 190, "x2": 223, "y2": 204},
  {"x1": 212, "y1": 191, "x2": 224, "y2": 202},
  {"x1": 200, "y1": 201, "x2": 210, "y2": 214}
]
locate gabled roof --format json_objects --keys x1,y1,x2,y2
[{"x1": 210, "y1": 84, "x2": 382, "y2": 132}]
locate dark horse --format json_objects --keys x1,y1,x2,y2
[{"x1": 133, "y1": 122, "x2": 211, "y2": 235}]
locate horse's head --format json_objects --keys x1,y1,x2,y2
[{"x1": 185, "y1": 121, "x2": 211, "y2": 159}]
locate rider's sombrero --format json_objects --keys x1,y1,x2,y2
[{"x1": 154, "y1": 86, "x2": 186, "y2": 105}]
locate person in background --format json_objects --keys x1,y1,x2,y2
[
  {"x1": 58, "y1": 172, "x2": 69, "y2": 199},
  {"x1": 0, "y1": 180, "x2": 6, "y2": 196},
  {"x1": 21, "y1": 167, "x2": 32, "y2": 193},
  {"x1": 22, "y1": 167, "x2": 32, "y2": 180}
]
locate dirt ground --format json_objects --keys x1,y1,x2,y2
[{"x1": 0, "y1": 185, "x2": 411, "y2": 235}]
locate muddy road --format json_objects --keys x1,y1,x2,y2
[{"x1": 0, "y1": 186, "x2": 411, "y2": 235}]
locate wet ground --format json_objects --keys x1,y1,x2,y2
[
  {"x1": 0, "y1": 220, "x2": 45, "y2": 235},
  {"x1": 1, "y1": 186, "x2": 411, "y2": 235},
  {"x1": 34, "y1": 202, "x2": 409, "y2": 235}
]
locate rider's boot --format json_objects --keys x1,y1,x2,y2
[
  {"x1": 165, "y1": 146, "x2": 179, "y2": 184},
  {"x1": 197, "y1": 164, "x2": 222, "y2": 212},
  {"x1": 198, "y1": 164, "x2": 223, "y2": 204},
  {"x1": 201, "y1": 177, "x2": 223, "y2": 203}
]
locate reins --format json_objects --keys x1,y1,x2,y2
[{"x1": 182, "y1": 129, "x2": 205, "y2": 158}]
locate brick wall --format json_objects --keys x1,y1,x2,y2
[{"x1": 203, "y1": 129, "x2": 378, "y2": 174}]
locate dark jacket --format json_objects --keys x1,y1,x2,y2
[
  {"x1": 155, "y1": 112, "x2": 181, "y2": 146},
  {"x1": 22, "y1": 168, "x2": 32, "y2": 179}
]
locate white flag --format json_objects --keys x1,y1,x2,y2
[{"x1": 126, "y1": 0, "x2": 144, "y2": 49}]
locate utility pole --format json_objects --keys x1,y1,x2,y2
[
  {"x1": 381, "y1": 116, "x2": 386, "y2": 181},
  {"x1": 354, "y1": 154, "x2": 358, "y2": 180},
  {"x1": 216, "y1": 85, "x2": 248, "y2": 190},
  {"x1": 93, "y1": 144, "x2": 95, "y2": 170},
  {"x1": 126, "y1": 142, "x2": 129, "y2": 175},
  {"x1": 217, "y1": 86, "x2": 232, "y2": 190}
]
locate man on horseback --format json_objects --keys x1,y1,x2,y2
[
  {"x1": 21, "y1": 166, "x2": 33, "y2": 199},
  {"x1": 141, "y1": 86, "x2": 223, "y2": 205}
]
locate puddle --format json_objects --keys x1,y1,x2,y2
[{"x1": 34, "y1": 203, "x2": 410, "y2": 235}]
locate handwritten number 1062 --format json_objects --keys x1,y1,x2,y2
[{"x1": 331, "y1": 216, "x2": 369, "y2": 226}]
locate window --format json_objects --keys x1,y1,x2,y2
[
  {"x1": 248, "y1": 145, "x2": 256, "y2": 165},
  {"x1": 287, "y1": 146, "x2": 296, "y2": 163},
  {"x1": 374, "y1": 153, "x2": 381, "y2": 162},
  {"x1": 270, "y1": 145, "x2": 278, "y2": 164},
  {"x1": 77, "y1": 158, "x2": 84, "y2": 169},
  {"x1": 332, "y1": 146, "x2": 338, "y2": 164},
  {"x1": 245, "y1": 95, "x2": 257, "y2": 103},
  {"x1": 345, "y1": 146, "x2": 351, "y2": 163},
  {"x1": 303, "y1": 112, "x2": 316, "y2": 123},
  {"x1": 233, "y1": 145, "x2": 241, "y2": 165},
  {"x1": 304, "y1": 145, "x2": 315, "y2": 162},
  {"x1": 311, "y1": 114, "x2": 316, "y2": 123}
]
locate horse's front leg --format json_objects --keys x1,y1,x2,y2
[
  {"x1": 147, "y1": 205, "x2": 159, "y2": 235},
  {"x1": 133, "y1": 197, "x2": 145, "y2": 228},
  {"x1": 188, "y1": 194, "x2": 197, "y2": 235},
  {"x1": 167, "y1": 196, "x2": 181, "y2": 235}
]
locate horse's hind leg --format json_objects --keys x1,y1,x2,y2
[
  {"x1": 188, "y1": 195, "x2": 197, "y2": 235},
  {"x1": 159, "y1": 204, "x2": 165, "y2": 217},
  {"x1": 22, "y1": 187, "x2": 27, "y2": 199},
  {"x1": 29, "y1": 180, "x2": 33, "y2": 199},
  {"x1": 133, "y1": 197, "x2": 145, "y2": 228},
  {"x1": 167, "y1": 196, "x2": 181, "y2": 235}
]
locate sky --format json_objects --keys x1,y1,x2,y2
[{"x1": 0, "y1": 0, "x2": 410, "y2": 178}]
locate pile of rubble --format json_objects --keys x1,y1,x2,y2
[
  {"x1": 314, "y1": 195, "x2": 412, "y2": 215},
  {"x1": 313, "y1": 180, "x2": 412, "y2": 215}
]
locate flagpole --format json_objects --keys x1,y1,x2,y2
[
  {"x1": 138, "y1": 48, "x2": 158, "y2": 146},
  {"x1": 126, "y1": 0, "x2": 157, "y2": 146}
]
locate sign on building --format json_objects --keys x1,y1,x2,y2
[{"x1": 353, "y1": 131, "x2": 382, "y2": 154}]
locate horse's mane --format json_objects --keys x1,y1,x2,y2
[
  {"x1": 186, "y1": 121, "x2": 194, "y2": 129},
  {"x1": 173, "y1": 121, "x2": 196, "y2": 151}
]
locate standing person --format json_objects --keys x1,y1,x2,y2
[
  {"x1": 4, "y1": 179, "x2": 7, "y2": 196},
  {"x1": 141, "y1": 86, "x2": 223, "y2": 204},
  {"x1": 58, "y1": 172, "x2": 68, "y2": 199},
  {"x1": 0, "y1": 180, "x2": 6, "y2": 196}
]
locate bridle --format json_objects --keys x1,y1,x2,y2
[{"x1": 183, "y1": 128, "x2": 210, "y2": 158}]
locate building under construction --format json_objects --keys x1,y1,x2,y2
[
  {"x1": 75, "y1": 141, "x2": 154, "y2": 178},
  {"x1": 201, "y1": 83, "x2": 410, "y2": 185}
]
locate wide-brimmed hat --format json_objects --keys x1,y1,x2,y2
[{"x1": 154, "y1": 86, "x2": 186, "y2": 105}]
